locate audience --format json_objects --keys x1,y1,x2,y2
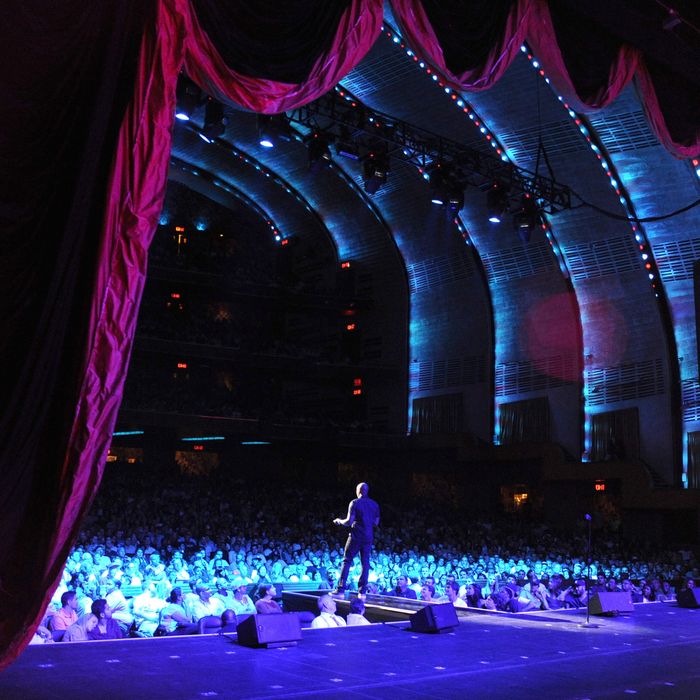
[{"x1": 41, "y1": 465, "x2": 697, "y2": 641}]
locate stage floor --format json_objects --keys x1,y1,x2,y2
[{"x1": 2, "y1": 602, "x2": 699, "y2": 699}]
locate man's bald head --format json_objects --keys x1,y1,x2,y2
[{"x1": 356, "y1": 482, "x2": 369, "y2": 497}]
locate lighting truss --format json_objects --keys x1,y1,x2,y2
[{"x1": 286, "y1": 90, "x2": 571, "y2": 214}]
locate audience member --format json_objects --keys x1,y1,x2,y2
[
  {"x1": 229, "y1": 578, "x2": 256, "y2": 618},
  {"x1": 255, "y1": 584, "x2": 282, "y2": 614},
  {"x1": 89, "y1": 600, "x2": 123, "y2": 640},
  {"x1": 346, "y1": 598, "x2": 371, "y2": 626},
  {"x1": 50, "y1": 591, "x2": 79, "y2": 631},
  {"x1": 392, "y1": 575, "x2": 417, "y2": 600},
  {"x1": 311, "y1": 594, "x2": 346, "y2": 628},
  {"x1": 63, "y1": 614, "x2": 99, "y2": 642}
]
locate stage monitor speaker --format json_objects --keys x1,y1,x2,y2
[
  {"x1": 410, "y1": 603, "x2": 459, "y2": 633},
  {"x1": 236, "y1": 613, "x2": 302, "y2": 648},
  {"x1": 589, "y1": 592, "x2": 634, "y2": 615},
  {"x1": 676, "y1": 588, "x2": 700, "y2": 608}
]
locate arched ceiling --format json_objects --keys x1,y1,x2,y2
[{"x1": 172, "y1": 15, "x2": 700, "y2": 482}]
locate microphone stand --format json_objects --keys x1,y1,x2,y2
[{"x1": 579, "y1": 513, "x2": 599, "y2": 628}]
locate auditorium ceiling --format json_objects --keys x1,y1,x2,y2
[{"x1": 166, "y1": 3, "x2": 700, "y2": 484}]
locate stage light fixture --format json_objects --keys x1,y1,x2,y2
[
  {"x1": 429, "y1": 163, "x2": 449, "y2": 205},
  {"x1": 429, "y1": 164, "x2": 464, "y2": 211},
  {"x1": 486, "y1": 181, "x2": 510, "y2": 223},
  {"x1": 446, "y1": 183, "x2": 464, "y2": 212},
  {"x1": 175, "y1": 76, "x2": 202, "y2": 121},
  {"x1": 363, "y1": 152, "x2": 389, "y2": 195},
  {"x1": 512, "y1": 193, "x2": 540, "y2": 243},
  {"x1": 308, "y1": 133, "x2": 332, "y2": 173},
  {"x1": 257, "y1": 114, "x2": 293, "y2": 148},
  {"x1": 334, "y1": 126, "x2": 360, "y2": 160},
  {"x1": 199, "y1": 98, "x2": 228, "y2": 143}
]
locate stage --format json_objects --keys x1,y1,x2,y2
[{"x1": 1, "y1": 602, "x2": 699, "y2": 699}]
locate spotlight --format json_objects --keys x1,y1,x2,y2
[
  {"x1": 486, "y1": 181, "x2": 509, "y2": 223},
  {"x1": 429, "y1": 163, "x2": 450, "y2": 205},
  {"x1": 199, "y1": 98, "x2": 227, "y2": 143},
  {"x1": 175, "y1": 76, "x2": 202, "y2": 122},
  {"x1": 512, "y1": 194, "x2": 540, "y2": 243},
  {"x1": 363, "y1": 152, "x2": 389, "y2": 195},
  {"x1": 334, "y1": 127, "x2": 360, "y2": 160},
  {"x1": 429, "y1": 164, "x2": 464, "y2": 212},
  {"x1": 257, "y1": 114, "x2": 293, "y2": 148},
  {"x1": 446, "y1": 183, "x2": 464, "y2": 212},
  {"x1": 308, "y1": 133, "x2": 332, "y2": 173}
]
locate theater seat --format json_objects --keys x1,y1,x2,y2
[{"x1": 198, "y1": 615, "x2": 222, "y2": 634}]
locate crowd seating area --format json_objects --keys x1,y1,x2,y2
[{"x1": 36, "y1": 466, "x2": 699, "y2": 642}]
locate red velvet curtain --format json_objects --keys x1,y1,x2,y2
[
  {"x1": 0, "y1": 0, "x2": 381, "y2": 670},
  {"x1": 390, "y1": 0, "x2": 700, "y2": 158}
]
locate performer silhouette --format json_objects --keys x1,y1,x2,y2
[{"x1": 333, "y1": 482, "x2": 380, "y2": 595}]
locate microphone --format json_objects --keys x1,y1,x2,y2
[{"x1": 584, "y1": 514, "x2": 592, "y2": 521}]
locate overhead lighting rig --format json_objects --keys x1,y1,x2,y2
[{"x1": 286, "y1": 89, "x2": 571, "y2": 214}]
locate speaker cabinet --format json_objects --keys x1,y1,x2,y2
[
  {"x1": 410, "y1": 603, "x2": 459, "y2": 633},
  {"x1": 236, "y1": 613, "x2": 302, "y2": 648},
  {"x1": 677, "y1": 588, "x2": 700, "y2": 608},
  {"x1": 589, "y1": 592, "x2": 634, "y2": 615}
]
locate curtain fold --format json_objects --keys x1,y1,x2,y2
[
  {"x1": 182, "y1": 0, "x2": 383, "y2": 114},
  {"x1": 0, "y1": 0, "x2": 160, "y2": 671},
  {"x1": 389, "y1": 0, "x2": 699, "y2": 157},
  {"x1": 498, "y1": 397, "x2": 550, "y2": 445},
  {"x1": 0, "y1": 0, "x2": 383, "y2": 668},
  {"x1": 390, "y1": 0, "x2": 532, "y2": 91},
  {"x1": 411, "y1": 393, "x2": 463, "y2": 433},
  {"x1": 590, "y1": 408, "x2": 640, "y2": 463},
  {"x1": 525, "y1": 0, "x2": 640, "y2": 112}
]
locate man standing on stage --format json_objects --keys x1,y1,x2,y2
[{"x1": 333, "y1": 482, "x2": 380, "y2": 596}]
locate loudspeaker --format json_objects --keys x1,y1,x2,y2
[
  {"x1": 677, "y1": 588, "x2": 700, "y2": 608},
  {"x1": 410, "y1": 603, "x2": 459, "y2": 633},
  {"x1": 236, "y1": 614, "x2": 302, "y2": 648},
  {"x1": 589, "y1": 592, "x2": 634, "y2": 615}
]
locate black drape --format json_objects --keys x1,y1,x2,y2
[{"x1": 0, "y1": 0, "x2": 154, "y2": 662}]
